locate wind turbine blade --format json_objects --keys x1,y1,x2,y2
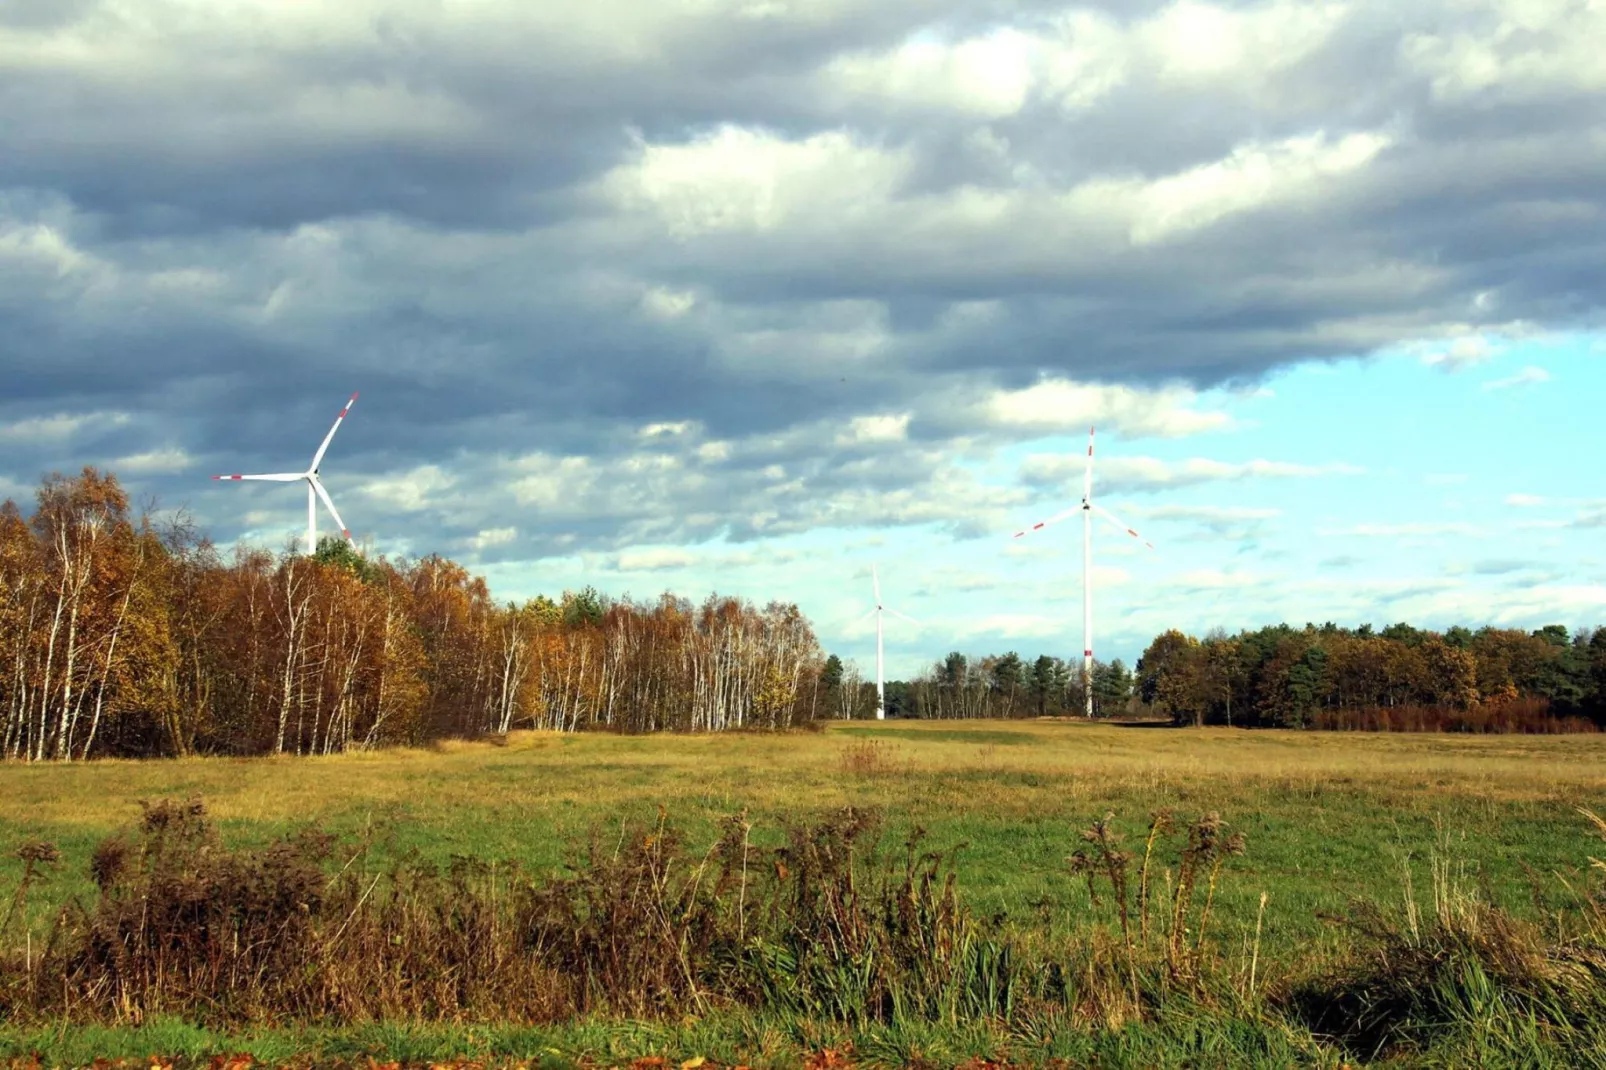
[
  {"x1": 1091, "y1": 504, "x2": 1154, "y2": 549},
  {"x1": 1012, "y1": 506, "x2": 1081, "y2": 539},
  {"x1": 213, "y1": 473, "x2": 305, "y2": 482},
  {"x1": 309, "y1": 392, "x2": 359, "y2": 472},
  {"x1": 1084, "y1": 426, "x2": 1095, "y2": 502},
  {"x1": 310, "y1": 476, "x2": 353, "y2": 543},
  {"x1": 887, "y1": 607, "x2": 921, "y2": 627},
  {"x1": 854, "y1": 607, "x2": 877, "y2": 627},
  {"x1": 872, "y1": 563, "x2": 881, "y2": 605}
]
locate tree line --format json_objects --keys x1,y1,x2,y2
[
  {"x1": 822, "y1": 650, "x2": 1137, "y2": 720},
  {"x1": 871, "y1": 622, "x2": 1606, "y2": 732},
  {"x1": 1134, "y1": 622, "x2": 1606, "y2": 730},
  {"x1": 1, "y1": 469, "x2": 823, "y2": 760}
]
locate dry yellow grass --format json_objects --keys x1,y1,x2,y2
[
  {"x1": 3, "y1": 719, "x2": 1603, "y2": 956},
  {"x1": 2, "y1": 719, "x2": 1602, "y2": 829},
  {"x1": 4, "y1": 720, "x2": 1604, "y2": 1066}
]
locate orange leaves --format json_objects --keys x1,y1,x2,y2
[
  {"x1": 205, "y1": 1058, "x2": 255, "y2": 1070},
  {"x1": 801, "y1": 1048, "x2": 855, "y2": 1070}
]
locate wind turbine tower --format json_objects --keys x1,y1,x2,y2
[
  {"x1": 862, "y1": 564, "x2": 918, "y2": 720},
  {"x1": 1012, "y1": 427, "x2": 1153, "y2": 718}
]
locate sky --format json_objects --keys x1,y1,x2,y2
[{"x1": 2, "y1": 0, "x2": 1604, "y2": 679}]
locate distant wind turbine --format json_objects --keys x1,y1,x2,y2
[
  {"x1": 212, "y1": 392, "x2": 360, "y2": 556},
  {"x1": 1011, "y1": 427, "x2": 1153, "y2": 719},
  {"x1": 859, "y1": 563, "x2": 918, "y2": 720}
]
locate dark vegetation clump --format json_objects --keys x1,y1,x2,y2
[
  {"x1": 2, "y1": 801, "x2": 1605, "y2": 1066},
  {"x1": 1311, "y1": 697, "x2": 1599, "y2": 734},
  {"x1": 1287, "y1": 808, "x2": 1606, "y2": 1063},
  {"x1": 64, "y1": 799, "x2": 335, "y2": 1021}
]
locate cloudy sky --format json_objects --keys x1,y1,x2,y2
[{"x1": 3, "y1": 0, "x2": 1604, "y2": 677}]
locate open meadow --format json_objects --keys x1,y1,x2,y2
[{"x1": 4, "y1": 720, "x2": 1606, "y2": 1067}]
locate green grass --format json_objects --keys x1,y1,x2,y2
[
  {"x1": 0, "y1": 1010, "x2": 1340, "y2": 1068},
  {"x1": 3, "y1": 721, "x2": 1603, "y2": 961},
  {"x1": 3, "y1": 719, "x2": 1605, "y2": 1066}
]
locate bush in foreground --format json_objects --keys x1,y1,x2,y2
[{"x1": 3, "y1": 802, "x2": 1605, "y2": 1066}]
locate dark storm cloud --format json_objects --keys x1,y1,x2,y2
[{"x1": 3, "y1": 0, "x2": 1605, "y2": 557}]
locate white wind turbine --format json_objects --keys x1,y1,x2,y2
[
  {"x1": 212, "y1": 392, "x2": 360, "y2": 556},
  {"x1": 1011, "y1": 426, "x2": 1153, "y2": 719},
  {"x1": 859, "y1": 564, "x2": 918, "y2": 720}
]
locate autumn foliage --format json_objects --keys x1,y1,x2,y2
[
  {"x1": 1136, "y1": 623, "x2": 1606, "y2": 731},
  {"x1": 0, "y1": 469, "x2": 824, "y2": 760}
]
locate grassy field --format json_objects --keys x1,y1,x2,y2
[
  {"x1": 3, "y1": 720, "x2": 1606, "y2": 1066},
  {"x1": 5, "y1": 720, "x2": 1603, "y2": 943}
]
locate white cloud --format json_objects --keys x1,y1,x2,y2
[
  {"x1": 1025, "y1": 454, "x2": 1362, "y2": 491},
  {"x1": 604, "y1": 125, "x2": 908, "y2": 238},
  {"x1": 360, "y1": 465, "x2": 456, "y2": 511},
  {"x1": 111, "y1": 447, "x2": 191, "y2": 475},
  {"x1": 0, "y1": 220, "x2": 96, "y2": 279},
  {"x1": 1124, "y1": 130, "x2": 1391, "y2": 246},
  {"x1": 1139, "y1": 0, "x2": 1349, "y2": 85},
  {"x1": 1137, "y1": 504, "x2": 1280, "y2": 539},
  {"x1": 984, "y1": 379, "x2": 1233, "y2": 438},
  {"x1": 469, "y1": 526, "x2": 518, "y2": 551},
  {"x1": 1506, "y1": 493, "x2": 1546, "y2": 507},
  {"x1": 1483, "y1": 365, "x2": 1550, "y2": 391},
  {"x1": 640, "y1": 287, "x2": 697, "y2": 318},
  {"x1": 1402, "y1": 0, "x2": 1606, "y2": 103},
  {"x1": 615, "y1": 547, "x2": 697, "y2": 571},
  {"x1": 836, "y1": 413, "x2": 911, "y2": 446},
  {"x1": 639, "y1": 420, "x2": 696, "y2": 439},
  {"x1": 0, "y1": 411, "x2": 131, "y2": 443},
  {"x1": 1394, "y1": 583, "x2": 1606, "y2": 630},
  {"x1": 825, "y1": 29, "x2": 1041, "y2": 118},
  {"x1": 822, "y1": 0, "x2": 1351, "y2": 126},
  {"x1": 1141, "y1": 505, "x2": 1281, "y2": 523},
  {"x1": 1423, "y1": 334, "x2": 1496, "y2": 370}
]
